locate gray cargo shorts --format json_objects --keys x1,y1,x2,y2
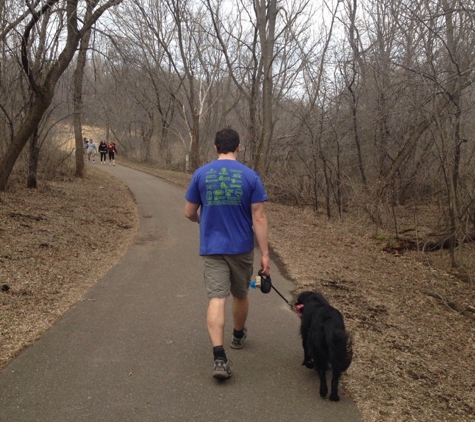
[{"x1": 202, "y1": 251, "x2": 254, "y2": 299}]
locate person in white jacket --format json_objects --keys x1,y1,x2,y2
[{"x1": 86, "y1": 139, "x2": 97, "y2": 163}]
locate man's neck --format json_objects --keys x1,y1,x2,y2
[{"x1": 217, "y1": 152, "x2": 238, "y2": 160}]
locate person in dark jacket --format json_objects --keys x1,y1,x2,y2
[{"x1": 98, "y1": 140, "x2": 108, "y2": 164}]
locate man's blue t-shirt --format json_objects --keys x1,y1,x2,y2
[{"x1": 185, "y1": 159, "x2": 268, "y2": 255}]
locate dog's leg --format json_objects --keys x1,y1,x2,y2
[
  {"x1": 301, "y1": 337, "x2": 315, "y2": 369},
  {"x1": 317, "y1": 367, "x2": 328, "y2": 398},
  {"x1": 302, "y1": 352, "x2": 314, "y2": 369},
  {"x1": 302, "y1": 358, "x2": 314, "y2": 368},
  {"x1": 329, "y1": 370, "x2": 341, "y2": 402}
]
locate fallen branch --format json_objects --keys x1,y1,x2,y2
[
  {"x1": 383, "y1": 231, "x2": 475, "y2": 253},
  {"x1": 423, "y1": 289, "x2": 475, "y2": 321}
]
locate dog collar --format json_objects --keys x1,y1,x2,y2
[{"x1": 294, "y1": 304, "x2": 304, "y2": 318}]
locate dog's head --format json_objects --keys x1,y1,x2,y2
[
  {"x1": 294, "y1": 291, "x2": 314, "y2": 317},
  {"x1": 295, "y1": 291, "x2": 314, "y2": 306},
  {"x1": 295, "y1": 290, "x2": 329, "y2": 313}
]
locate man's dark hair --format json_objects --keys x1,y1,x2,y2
[{"x1": 215, "y1": 128, "x2": 240, "y2": 154}]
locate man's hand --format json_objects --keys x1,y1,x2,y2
[
  {"x1": 260, "y1": 254, "x2": 270, "y2": 276},
  {"x1": 184, "y1": 201, "x2": 200, "y2": 223}
]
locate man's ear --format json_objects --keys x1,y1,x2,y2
[{"x1": 236, "y1": 144, "x2": 241, "y2": 153}]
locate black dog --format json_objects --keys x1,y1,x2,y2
[{"x1": 295, "y1": 291, "x2": 353, "y2": 401}]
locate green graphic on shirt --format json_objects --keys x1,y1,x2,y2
[{"x1": 205, "y1": 167, "x2": 243, "y2": 205}]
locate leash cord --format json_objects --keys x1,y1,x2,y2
[{"x1": 271, "y1": 284, "x2": 296, "y2": 310}]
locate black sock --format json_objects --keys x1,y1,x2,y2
[
  {"x1": 213, "y1": 346, "x2": 227, "y2": 361},
  {"x1": 233, "y1": 328, "x2": 244, "y2": 339}
]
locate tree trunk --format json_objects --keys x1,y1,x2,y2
[
  {"x1": 27, "y1": 127, "x2": 40, "y2": 189},
  {"x1": 189, "y1": 123, "x2": 200, "y2": 171},
  {"x1": 73, "y1": 21, "x2": 93, "y2": 178},
  {"x1": 253, "y1": 0, "x2": 277, "y2": 174},
  {"x1": 0, "y1": 95, "x2": 50, "y2": 190},
  {"x1": 442, "y1": 0, "x2": 463, "y2": 267},
  {"x1": 347, "y1": 0, "x2": 367, "y2": 189}
]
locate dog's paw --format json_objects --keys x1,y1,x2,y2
[
  {"x1": 319, "y1": 387, "x2": 328, "y2": 398},
  {"x1": 302, "y1": 359, "x2": 314, "y2": 369},
  {"x1": 329, "y1": 393, "x2": 340, "y2": 402}
]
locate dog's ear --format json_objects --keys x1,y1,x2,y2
[{"x1": 297, "y1": 290, "x2": 313, "y2": 304}]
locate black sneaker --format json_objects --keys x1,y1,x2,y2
[
  {"x1": 213, "y1": 358, "x2": 232, "y2": 380},
  {"x1": 230, "y1": 328, "x2": 247, "y2": 349}
]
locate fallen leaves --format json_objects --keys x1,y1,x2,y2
[{"x1": 0, "y1": 167, "x2": 138, "y2": 370}]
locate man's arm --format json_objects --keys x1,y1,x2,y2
[
  {"x1": 185, "y1": 201, "x2": 200, "y2": 223},
  {"x1": 251, "y1": 202, "x2": 270, "y2": 275}
]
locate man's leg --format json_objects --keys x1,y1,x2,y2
[
  {"x1": 230, "y1": 295, "x2": 248, "y2": 349},
  {"x1": 226, "y1": 251, "x2": 253, "y2": 349},
  {"x1": 207, "y1": 297, "x2": 233, "y2": 379},
  {"x1": 203, "y1": 255, "x2": 233, "y2": 379},
  {"x1": 232, "y1": 295, "x2": 249, "y2": 332},
  {"x1": 207, "y1": 297, "x2": 227, "y2": 347}
]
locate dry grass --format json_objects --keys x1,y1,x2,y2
[
  {"x1": 1, "y1": 157, "x2": 474, "y2": 422},
  {"x1": 0, "y1": 167, "x2": 139, "y2": 368},
  {"x1": 266, "y1": 203, "x2": 475, "y2": 422}
]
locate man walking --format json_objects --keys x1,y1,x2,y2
[{"x1": 185, "y1": 128, "x2": 270, "y2": 380}]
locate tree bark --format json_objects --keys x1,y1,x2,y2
[
  {"x1": 253, "y1": 0, "x2": 277, "y2": 174},
  {"x1": 27, "y1": 127, "x2": 40, "y2": 189},
  {"x1": 73, "y1": 8, "x2": 95, "y2": 179},
  {"x1": 0, "y1": 94, "x2": 51, "y2": 190}
]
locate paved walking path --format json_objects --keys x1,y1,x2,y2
[{"x1": 0, "y1": 164, "x2": 362, "y2": 421}]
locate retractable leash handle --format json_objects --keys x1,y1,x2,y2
[
  {"x1": 259, "y1": 270, "x2": 272, "y2": 293},
  {"x1": 249, "y1": 270, "x2": 272, "y2": 293},
  {"x1": 250, "y1": 270, "x2": 297, "y2": 312}
]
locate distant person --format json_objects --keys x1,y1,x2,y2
[
  {"x1": 108, "y1": 142, "x2": 118, "y2": 166},
  {"x1": 98, "y1": 140, "x2": 108, "y2": 164},
  {"x1": 184, "y1": 128, "x2": 270, "y2": 380},
  {"x1": 83, "y1": 137, "x2": 89, "y2": 158},
  {"x1": 86, "y1": 139, "x2": 97, "y2": 163}
]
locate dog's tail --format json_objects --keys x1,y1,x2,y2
[{"x1": 330, "y1": 329, "x2": 353, "y2": 372}]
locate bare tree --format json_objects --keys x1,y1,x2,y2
[
  {"x1": 0, "y1": 0, "x2": 123, "y2": 191},
  {"x1": 106, "y1": 2, "x2": 179, "y2": 164},
  {"x1": 205, "y1": 0, "x2": 263, "y2": 166},
  {"x1": 341, "y1": 0, "x2": 367, "y2": 188},
  {"x1": 253, "y1": 0, "x2": 278, "y2": 173},
  {"x1": 121, "y1": 0, "x2": 226, "y2": 171},
  {"x1": 73, "y1": 1, "x2": 98, "y2": 178},
  {"x1": 205, "y1": 0, "x2": 313, "y2": 174},
  {"x1": 428, "y1": 0, "x2": 475, "y2": 264}
]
